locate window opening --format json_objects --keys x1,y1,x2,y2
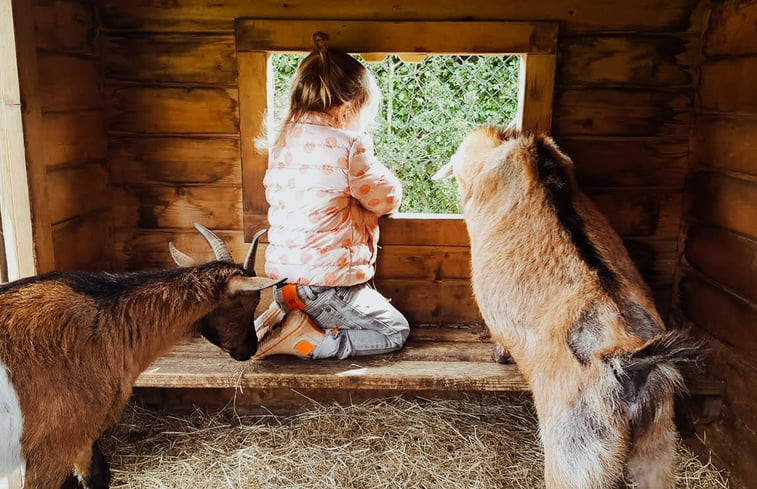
[{"x1": 272, "y1": 54, "x2": 520, "y2": 213}]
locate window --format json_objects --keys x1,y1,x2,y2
[
  {"x1": 272, "y1": 53, "x2": 520, "y2": 213},
  {"x1": 235, "y1": 20, "x2": 557, "y2": 243}
]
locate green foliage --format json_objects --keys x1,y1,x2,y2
[{"x1": 273, "y1": 54, "x2": 520, "y2": 213}]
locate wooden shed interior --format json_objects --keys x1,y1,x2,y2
[{"x1": 1, "y1": 0, "x2": 755, "y2": 487}]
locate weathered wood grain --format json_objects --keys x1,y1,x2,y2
[
  {"x1": 237, "y1": 52, "x2": 270, "y2": 221},
  {"x1": 12, "y1": 0, "x2": 55, "y2": 272},
  {"x1": 553, "y1": 88, "x2": 692, "y2": 138},
  {"x1": 106, "y1": 86, "x2": 239, "y2": 134},
  {"x1": 692, "y1": 117, "x2": 757, "y2": 176},
  {"x1": 102, "y1": 33, "x2": 237, "y2": 85},
  {"x1": 700, "y1": 56, "x2": 757, "y2": 114},
  {"x1": 679, "y1": 276, "x2": 757, "y2": 368},
  {"x1": 113, "y1": 184, "x2": 243, "y2": 230},
  {"x1": 688, "y1": 171, "x2": 757, "y2": 239},
  {"x1": 517, "y1": 54, "x2": 556, "y2": 133},
  {"x1": 113, "y1": 227, "x2": 250, "y2": 271},
  {"x1": 135, "y1": 336, "x2": 528, "y2": 391},
  {"x1": 375, "y1": 278, "x2": 481, "y2": 324},
  {"x1": 33, "y1": 0, "x2": 97, "y2": 54},
  {"x1": 47, "y1": 163, "x2": 111, "y2": 225},
  {"x1": 558, "y1": 34, "x2": 696, "y2": 87},
  {"x1": 40, "y1": 110, "x2": 107, "y2": 169},
  {"x1": 236, "y1": 19, "x2": 558, "y2": 55},
  {"x1": 376, "y1": 245, "x2": 471, "y2": 281},
  {"x1": 52, "y1": 212, "x2": 111, "y2": 271},
  {"x1": 586, "y1": 189, "x2": 683, "y2": 238},
  {"x1": 37, "y1": 52, "x2": 101, "y2": 112},
  {"x1": 560, "y1": 138, "x2": 688, "y2": 187},
  {"x1": 704, "y1": 0, "x2": 757, "y2": 57},
  {"x1": 685, "y1": 225, "x2": 757, "y2": 304},
  {"x1": 109, "y1": 136, "x2": 241, "y2": 185},
  {"x1": 96, "y1": 0, "x2": 702, "y2": 34}
]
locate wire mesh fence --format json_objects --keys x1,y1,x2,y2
[{"x1": 273, "y1": 54, "x2": 520, "y2": 213}]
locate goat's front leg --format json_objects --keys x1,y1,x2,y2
[{"x1": 64, "y1": 441, "x2": 110, "y2": 489}]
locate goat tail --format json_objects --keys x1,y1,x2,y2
[{"x1": 614, "y1": 329, "x2": 706, "y2": 433}]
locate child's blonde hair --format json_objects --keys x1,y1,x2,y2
[{"x1": 272, "y1": 32, "x2": 381, "y2": 149}]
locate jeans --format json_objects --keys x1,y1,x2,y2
[{"x1": 273, "y1": 283, "x2": 410, "y2": 359}]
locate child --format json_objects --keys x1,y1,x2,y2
[{"x1": 254, "y1": 32, "x2": 410, "y2": 360}]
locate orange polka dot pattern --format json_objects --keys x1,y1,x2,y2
[{"x1": 264, "y1": 113, "x2": 403, "y2": 287}]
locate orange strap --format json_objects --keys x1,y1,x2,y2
[{"x1": 281, "y1": 284, "x2": 306, "y2": 311}]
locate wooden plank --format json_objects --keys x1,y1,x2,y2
[
  {"x1": 113, "y1": 184, "x2": 243, "y2": 230},
  {"x1": 376, "y1": 244, "x2": 471, "y2": 280},
  {"x1": 679, "y1": 276, "x2": 757, "y2": 366},
  {"x1": 704, "y1": 0, "x2": 757, "y2": 57},
  {"x1": 685, "y1": 225, "x2": 757, "y2": 304},
  {"x1": 47, "y1": 163, "x2": 111, "y2": 225},
  {"x1": 40, "y1": 110, "x2": 107, "y2": 169},
  {"x1": 586, "y1": 189, "x2": 682, "y2": 238},
  {"x1": 558, "y1": 34, "x2": 696, "y2": 87},
  {"x1": 552, "y1": 88, "x2": 691, "y2": 138},
  {"x1": 37, "y1": 53, "x2": 101, "y2": 112},
  {"x1": 135, "y1": 338, "x2": 529, "y2": 391},
  {"x1": 52, "y1": 212, "x2": 111, "y2": 271},
  {"x1": 237, "y1": 52, "x2": 271, "y2": 228},
  {"x1": 700, "y1": 56, "x2": 757, "y2": 114},
  {"x1": 97, "y1": 0, "x2": 701, "y2": 34},
  {"x1": 106, "y1": 86, "x2": 239, "y2": 134},
  {"x1": 374, "y1": 278, "x2": 481, "y2": 324},
  {"x1": 688, "y1": 171, "x2": 757, "y2": 239},
  {"x1": 113, "y1": 228, "x2": 251, "y2": 272},
  {"x1": 560, "y1": 138, "x2": 689, "y2": 187},
  {"x1": 408, "y1": 324, "x2": 489, "y2": 342},
  {"x1": 11, "y1": 0, "x2": 54, "y2": 273},
  {"x1": 236, "y1": 19, "x2": 558, "y2": 55},
  {"x1": 102, "y1": 33, "x2": 237, "y2": 85},
  {"x1": 517, "y1": 54, "x2": 556, "y2": 133},
  {"x1": 33, "y1": 0, "x2": 96, "y2": 54},
  {"x1": 1, "y1": 0, "x2": 35, "y2": 280},
  {"x1": 109, "y1": 136, "x2": 241, "y2": 185},
  {"x1": 379, "y1": 214, "x2": 469, "y2": 247},
  {"x1": 622, "y1": 238, "x2": 678, "y2": 286},
  {"x1": 693, "y1": 116, "x2": 757, "y2": 176}
]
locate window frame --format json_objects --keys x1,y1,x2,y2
[{"x1": 235, "y1": 19, "x2": 557, "y2": 244}]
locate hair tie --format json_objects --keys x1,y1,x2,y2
[{"x1": 313, "y1": 32, "x2": 329, "y2": 53}]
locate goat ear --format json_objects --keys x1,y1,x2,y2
[
  {"x1": 227, "y1": 275, "x2": 285, "y2": 294},
  {"x1": 169, "y1": 242, "x2": 196, "y2": 267},
  {"x1": 431, "y1": 161, "x2": 453, "y2": 181}
]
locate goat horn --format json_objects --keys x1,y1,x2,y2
[
  {"x1": 227, "y1": 276, "x2": 286, "y2": 295},
  {"x1": 243, "y1": 228, "x2": 267, "y2": 276},
  {"x1": 169, "y1": 242, "x2": 196, "y2": 267},
  {"x1": 194, "y1": 223, "x2": 234, "y2": 263}
]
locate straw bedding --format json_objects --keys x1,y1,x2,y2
[{"x1": 101, "y1": 394, "x2": 728, "y2": 488}]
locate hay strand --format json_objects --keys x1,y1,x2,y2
[{"x1": 101, "y1": 395, "x2": 729, "y2": 488}]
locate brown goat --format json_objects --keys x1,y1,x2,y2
[
  {"x1": 0, "y1": 224, "x2": 279, "y2": 489},
  {"x1": 433, "y1": 126, "x2": 702, "y2": 489}
]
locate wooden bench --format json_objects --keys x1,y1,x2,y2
[{"x1": 134, "y1": 324, "x2": 723, "y2": 412}]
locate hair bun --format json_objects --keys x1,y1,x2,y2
[{"x1": 313, "y1": 32, "x2": 329, "y2": 53}]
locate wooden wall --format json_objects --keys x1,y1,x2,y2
[
  {"x1": 95, "y1": 0, "x2": 706, "y2": 323},
  {"x1": 13, "y1": 0, "x2": 111, "y2": 272},
  {"x1": 673, "y1": 1, "x2": 757, "y2": 487}
]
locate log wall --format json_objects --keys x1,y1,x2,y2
[
  {"x1": 96, "y1": 0, "x2": 706, "y2": 323},
  {"x1": 13, "y1": 0, "x2": 111, "y2": 272},
  {"x1": 673, "y1": 1, "x2": 757, "y2": 486}
]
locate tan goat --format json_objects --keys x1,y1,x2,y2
[
  {"x1": 433, "y1": 126, "x2": 702, "y2": 489},
  {"x1": 0, "y1": 224, "x2": 279, "y2": 489}
]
